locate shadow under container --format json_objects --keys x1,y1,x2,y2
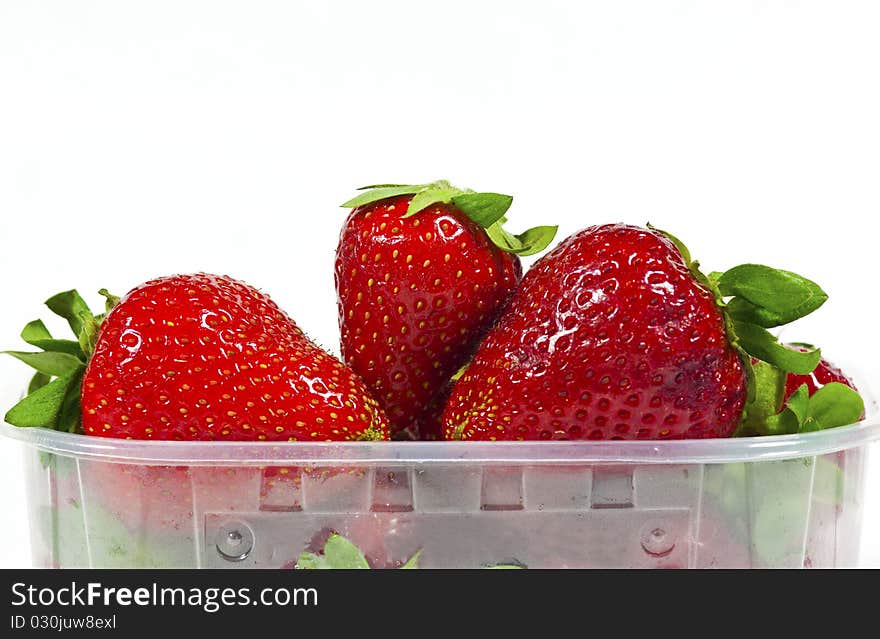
[{"x1": 3, "y1": 419, "x2": 879, "y2": 569}]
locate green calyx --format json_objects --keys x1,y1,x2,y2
[
  {"x1": 295, "y1": 533, "x2": 422, "y2": 569},
  {"x1": 3, "y1": 289, "x2": 119, "y2": 432},
  {"x1": 651, "y1": 225, "x2": 862, "y2": 436},
  {"x1": 341, "y1": 180, "x2": 558, "y2": 257},
  {"x1": 295, "y1": 532, "x2": 525, "y2": 569},
  {"x1": 735, "y1": 361, "x2": 864, "y2": 436}
]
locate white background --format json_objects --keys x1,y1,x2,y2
[{"x1": 1, "y1": 1, "x2": 878, "y2": 568}]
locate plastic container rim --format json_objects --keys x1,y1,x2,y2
[
  {"x1": 3, "y1": 372, "x2": 876, "y2": 466},
  {"x1": 2, "y1": 415, "x2": 879, "y2": 466}
]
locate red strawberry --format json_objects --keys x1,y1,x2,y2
[
  {"x1": 767, "y1": 345, "x2": 864, "y2": 433},
  {"x1": 84, "y1": 274, "x2": 388, "y2": 441},
  {"x1": 782, "y1": 346, "x2": 858, "y2": 399},
  {"x1": 335, "y1": 181, "x2": 557, "y2": 439},
  {"x1": 5, "y1": 275, "x2": 390, "y2": 551},
  {"x1": 5, "y1": 273, "x2": 389, "y2": 442},
  {"x1": 443, "y1": 223, "x2": 829, "y2": 441},
  {"x1": 741, "y1": 345, "x2": 864, "y2": 436}
]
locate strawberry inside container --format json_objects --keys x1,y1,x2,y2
[
  {"x1": 2, "y1": 189, "x2": 877, "y2": 568},
  {"x1": 3, "y1": 410, "x2": 878, "y2": 568}
]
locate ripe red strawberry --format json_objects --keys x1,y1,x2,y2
[
  {"x1": 5, "y1": 273, "x2": 390, "y2": 442},
  {"x1": 782, "y1": 346, "x2": 858, "y2": 399},
  {"x1": 418, "y1": 379, "x2": 454, "y2": 441},
  {"x1": 336, "y1": 181, "x2": 557, "y2": 439},
  {"x1": 769, "y1": 345, "x2": 864, "y2": 433},
  {"x1": 5, "y1": 275, "x2": 391, "y2": 553},
  {"x1": 443, "y1": 223, "x2": 831, "y2": 441},
  {"x1": 740, "y1": 345, "x2": 864, "y2": 436}
]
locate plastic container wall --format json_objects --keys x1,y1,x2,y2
[{"x1": 5, "y1": 420, "x2": 878, "y2": 569}]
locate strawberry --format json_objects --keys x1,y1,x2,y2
[
  {"x1": 739, "y1": 345, "x2": 864, "y2": 436},
  {"x1": 336, "y1": 181, "x2": 557, "y2": 439},
  {"x1": 4, "y1": 275, "x2": 391, "y2": 554},
  {"x1": 443, "y1": 223, "x2": 836, "y2": 441},
  {"x1": 782, "y1": 346, "x2": 858, "y2": 399},
  {"x1": 4, "y1": 273, "x2": 389, "y2": 442},
  {"x1": 417, "y1": 379, "x2": 455, "y2": 441}
]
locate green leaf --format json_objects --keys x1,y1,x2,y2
[
  {"x1": 294, "y1": 553, "x2": 321, "y2": 570},
  {"x1": 296, "y1": 534, "x2": 371, "y2": 569},
  {"x1": 28, "y1": 372, "x2": 51, "y2": 394},
  {"x1": 45, "y1": 290, "x2": 94, "y2": 338},
  {"x1": 650, "y1": 225, "x2": 694, "y2": 267},
  {"x1": 24, "y1": 339, "x2": 84, "y2": 359},
  {"x1": 296, "y1": 533, "x2": 423, "y2": 569},
  {"x1": 736, "y1": 360, "x2": 787, "y2": 436},
  {"x1": 484, "y1": 221, "x2": 522, "y2": 252},
  {"x1": 485, "y1": 222, "x2": 558, "y2": 257},
  {"x1": 740, "y1": 351, "x2": 756, "y2": 404},
  {"x1": 718, "y1": 265, "x2": 827, "y2": 323},
  {"x1": 20, "y1": 320, "x2": 84, "y2": 359},
  {"x1": 513, "y1": 225, "x2": 559, "y2": 256},
  {"x1": 322, "y1": 534, "x2": 370, "y2": 568},
  {"x1": 400, "y1": 549, "x2": 423, "y2": 569},
  {"x1": 750, "y1": 360, "x2": 787, "y2": 417},
  {"x1": 355, "y1": 183, "x2": 412, "y2": 189},
  {"x1": 38, "y1": 451, "x2": 56, "y2": 470},
  {"x1": 4, "y1": 371, "x2": 80, "y2": 429},
  {"x1": 342, "y1": 180, "x2": 557, "y2": 258},
  {"x1": 404, "y1": 185, "x2": 460, "y2": 218},
  {"x1": 812, "y1": 455, "x2": 845, "y2": 506},
  {"x1": 761, "y1": 411, "x2": 798, "y2": 436},
  {"x1": 740, "y1": 377, "x2": 863, "y2": 437},
  {"x1": 56, "y1": 368, "x2": 84, "y2": 434},
  {"x1": 802, "y1": 382, "x2": 864, "y2": 432},
  {"x1": 761, "y1": 384, "x2": 808, "y2": 435},
  {"x1": 21, "y1": 319, "x2": 52, "y2": 342},
  {"x1": 2, "y1": 351, "x2": 85, "y2": 377},
  {"x1": 341, "y1": 184, "x2": 429, "y2": 209},
  {"x1": 732, "y1": 321, "x2": 821, "y2": 375},
  {"x1": 450, "y1": 192, "x2": 513, "y2": 228},
  {"x1": 786, "y1": 341, "x2": 817, "y2": 350},
  {"x1": 98, "y1": 288, "x2": 121, "y2": 314},
  {"x1": 784, "y1": 384, "x2": 811, "y2": 426},
  {"x1": 76, "y1": 313, "x2": 101, "y2": 359},
  {"x1": 724, "y1": 298, "x2": 796, "y2": 329},
  {"x1": 294, "y1": 533, "x2": 527, "y2": 569}
]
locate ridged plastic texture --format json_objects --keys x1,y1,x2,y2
[{"x1": 3, "y1": 411, "x2": 879, "y2": 568}]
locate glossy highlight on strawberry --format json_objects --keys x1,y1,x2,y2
[
  {"x1": 336, "y1": 182, "x2": 556, "y2": 439},
  {"x1": 783, "y1": 348, "x2": 858, "y2": 400},
  {"x1": 444, "y1": 224, "x2": 748, "y2": 440},
  {"x1": 3, "y1": 274, "x2": 389, "y2": 442},
  {"x1": 80, "y1": 274, "x2": 389, "y2": 441}
]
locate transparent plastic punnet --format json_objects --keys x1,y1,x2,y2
[{"x1": 3, "y1": 408, "x2": 880, "y2": 569}]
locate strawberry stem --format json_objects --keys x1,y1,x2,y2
[{"x1": 3, "y1": 288, "x2": 119, "y2": 432}]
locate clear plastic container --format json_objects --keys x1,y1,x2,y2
[{"x1": 3, "y1": 409, "x2": 879, "y2": 568}]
